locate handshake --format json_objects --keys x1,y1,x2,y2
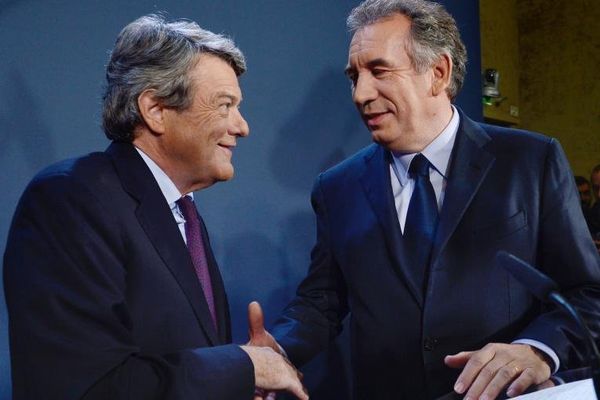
[{"x1": 240, "y1": 302, "x2": 309, "y2": 400}]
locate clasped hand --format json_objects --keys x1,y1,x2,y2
[{"x1": 240, "y1": 301, "x2": 308, "y2": 400}]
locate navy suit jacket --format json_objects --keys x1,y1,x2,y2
[
  {"x1": 272, "y1": 110, "x2": 600, "y2": 399},
  {"x1": 3, "y1": 142, "x2": 254, "y2": 399}
]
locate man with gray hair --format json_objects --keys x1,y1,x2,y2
[
  {"x1": 4, "y1": 15, "x2": 307, "y2": 400},
  {"x1": 262, "y1": 0, "x2": 600, "y2": 398}
]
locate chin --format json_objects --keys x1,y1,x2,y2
[
  {"x1": 371, "y1": 131, "x2": 394, "y2": 147},
  {"x1": 214, "y1": 164, "x2": 235, "y2": 182}
]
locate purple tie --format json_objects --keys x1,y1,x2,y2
[{"x1": 176, "y1": 196, "x2": 217, "y2": 330}]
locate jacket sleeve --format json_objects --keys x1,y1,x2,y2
[
  {"x1": 515, "y1": 139, "x2": 600, "y2": 370},
  {"x1": 3, "y1": 173, "x2": 254, "y2": 400},
  {"x1": 271, "y1": 174, "x2": 349, "y2": 367}
]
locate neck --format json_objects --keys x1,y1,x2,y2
[
  {"x1": 389, "y1": 102, "x2": 454, "y2": 154},
  {"x1": 132, "y1": 130, "x2": 210, "y2": 195}
]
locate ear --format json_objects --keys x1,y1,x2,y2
[
  {"x1": 431, "y1": 53, "x2": 452, "y2": 97},
  {"x1": 137, "y1": 89, "x2": 167, "y2": 134}
]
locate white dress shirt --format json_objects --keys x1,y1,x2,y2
[
  {"x1": 388, "y1": 106, "x2": 560, "y2": 372},
  {"x1": 389, "y1": 106, "x2": 459, "y2": 232},
  {"x1": 135, "y1": 147, "x2": 190, "y2": 244}
]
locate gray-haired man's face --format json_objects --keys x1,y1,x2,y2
[{"x1": 159, "y1": 54, "x2": 249, "y2": 191}]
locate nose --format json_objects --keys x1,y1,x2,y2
[
  {"x1": 352, "y1": 73, "x2": 378, "y2": 108},
  {"x1": 232, "y1": 107, "x2": 249, "y2": 137}
]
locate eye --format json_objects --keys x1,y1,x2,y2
[
  {"x1": 345, "y1": 67, "x2": 357, "y2": 82},
  {"x1": 371, "y1": 68, "x2": 387, "y2": 78},
  {"x1": 346, "y1": 73, "x2": 357, "y2": 89},
  {"x1": 219, "y1": 102, "x2": 233, "y2": 112}
]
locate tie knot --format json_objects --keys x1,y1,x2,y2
[
  {"x1": 409, "y1": 154, "x2": 431, "y2": 177},
  {"x1": 176, "y1": 196, "x2": 195, "y2": 219}
]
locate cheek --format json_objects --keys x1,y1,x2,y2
[
  {"x1": 382, "y1": 85, "x2": 408, "y2": 107},
  {"x1": 208, "y1": 119, "x2": 230, "y2": 140}
]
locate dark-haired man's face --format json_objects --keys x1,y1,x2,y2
[
  {"x1": 578, "y1": 182, "x2": 592, "y2": 208},
  {"x1": 592, "y1": 172, "x2": 600, "y2": 201}
]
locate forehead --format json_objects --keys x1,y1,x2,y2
[
  {"x1": 189, "y1": 54, "x2": 242, "y2": 96},
  {"x1": 348, "y1": 13, "x2": 412, "y2": 65}
]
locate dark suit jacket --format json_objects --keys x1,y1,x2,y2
[
  {"x1": 3, "y1": 142, "x2": 254, "y2": 399},
  {"x1": 272, "y1": 110, "x2": 600, "y2": 399}
]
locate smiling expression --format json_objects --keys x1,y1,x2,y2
[
  {"x1": 346, "y1": 14, "x2": 450, "y2": 153},
  {"x1": 160, "y1": 54, "x2": 249, "y2": 192}
]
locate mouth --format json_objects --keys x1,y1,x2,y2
[
  {"x1": 217, "y1": 143, "x2": 235, "y2": 156},
  {"x1": 363, "y1": 112, "x2": 390, "y2": 128}
]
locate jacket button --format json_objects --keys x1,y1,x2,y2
[{"x1": 424, "y1": 337, "x2": 438, "y2": 351}]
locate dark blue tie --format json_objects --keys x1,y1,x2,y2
[{"x1": 404, "y1": 153, "x2": 439, "y2": 294}]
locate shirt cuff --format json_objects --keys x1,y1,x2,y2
[{"x1": 512, "y1": 338, "x2": 560, "y2": 374}]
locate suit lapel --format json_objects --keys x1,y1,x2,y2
[
  {"x1": 360, "y1": 145, "x2": 424, "y2": 307},
  {"x1": 431, "y1": 112, "x2": 495, "y2": 263},
  {"x1": 106, "y1": 142, "x2": 220, "y2": 345}
]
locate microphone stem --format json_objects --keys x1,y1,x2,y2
[{"x1": 549, "y1": 292, "x2": 600, "y2": 396}]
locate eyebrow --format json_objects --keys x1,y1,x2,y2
[
  {"x1": 215, "y1": 91, "x2": 241, "y2": 103},
  {"x1": 366, "y1": 58, "x2": 394, "y2": 69}
]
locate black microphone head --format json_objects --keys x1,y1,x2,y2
[{"x1": 496, "y1": 251, "x2": 559, "y2": 300}]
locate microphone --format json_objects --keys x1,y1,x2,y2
[{"x1": 497, "y1": 251, "x2": 600, "y2": 396}]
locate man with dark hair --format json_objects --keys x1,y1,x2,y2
[
  {"x1": 3, "y1": 15, "x2": 307, "y2": 400},
  {"x1": 590, "y1": 165, "x2": 600, "y2": 251},
  {"x1": 576, "y1": 176, "x2": 593, "y2": 209},
  {"x1": 591, "y1": 164, "x2": 600, "y2": 203},
  {"x1": 261, "y1": 0, "x2": 600, "y2": 399},
  {"x1": 575, "y1": 175, "x2": 599, "y2": 238}
]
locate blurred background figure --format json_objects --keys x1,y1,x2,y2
[
  {"x1": 575, "y1": 176, "x2": 593, "y2": 209},
  {"x1": 590, "y1": 165, "x2": 600, "y2": 252},
  {"x1": 575, "y1": 175, "x2": 596, "y2": 234},
  {"x1": 591, "y1": 165, "x2": 600, "y2": 204}
]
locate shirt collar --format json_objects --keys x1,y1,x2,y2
[
  {"x1": 391, "y1": 105, "x2": 459, "y2": 186},
  {"x1": 135, "y1": 147, "x2": 193, "y2": 206}
]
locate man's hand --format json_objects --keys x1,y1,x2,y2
[
  {"x1": 240, "y1": 345, "x2": 308, "y2": 400},
  {"x1": 247, "y1": 301, "x2": 285, "y2": 354},
  {"x1": 244, "y1": 301, "x2": 307, "y2": 400},
  {"x1": 444, "y1": 343, "x2": 551, "y2": 399}
]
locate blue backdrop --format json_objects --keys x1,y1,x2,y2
[{"x1": 0, "y1": 1, "x2": 480, "y2": 398}]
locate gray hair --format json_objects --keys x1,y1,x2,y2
[
  {"x1": 102, "y1": 14, "x2": 246, "y2": 141},
  {"x1": 347, "y1": 0, "x2": 467, "y2": 100}
]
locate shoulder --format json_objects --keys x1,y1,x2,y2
[
  {"x1": 34, "y1": 151, "x2": 111, "y2": 182},
  {"x1": 28, "y1": 151, "x2": 116, "y2": 193},
  {"x1": 317, "y1": 143, "x2": 380, "y2": 185},
  {"x1": 480, "y1": 123, "x2": 567, "y2": 172},
  {"x1": 478, "y1": 122, "x2": 554, "y2": 148},
  {"x1": 17, "y1": 151, "x2": 121, "y2": 218},
  {"x1": 456, "y1": 108, "x2": 555, "y2": 152},
  {"x1": 459, "y1": 113, "x2": 561, "y2": 168}
]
